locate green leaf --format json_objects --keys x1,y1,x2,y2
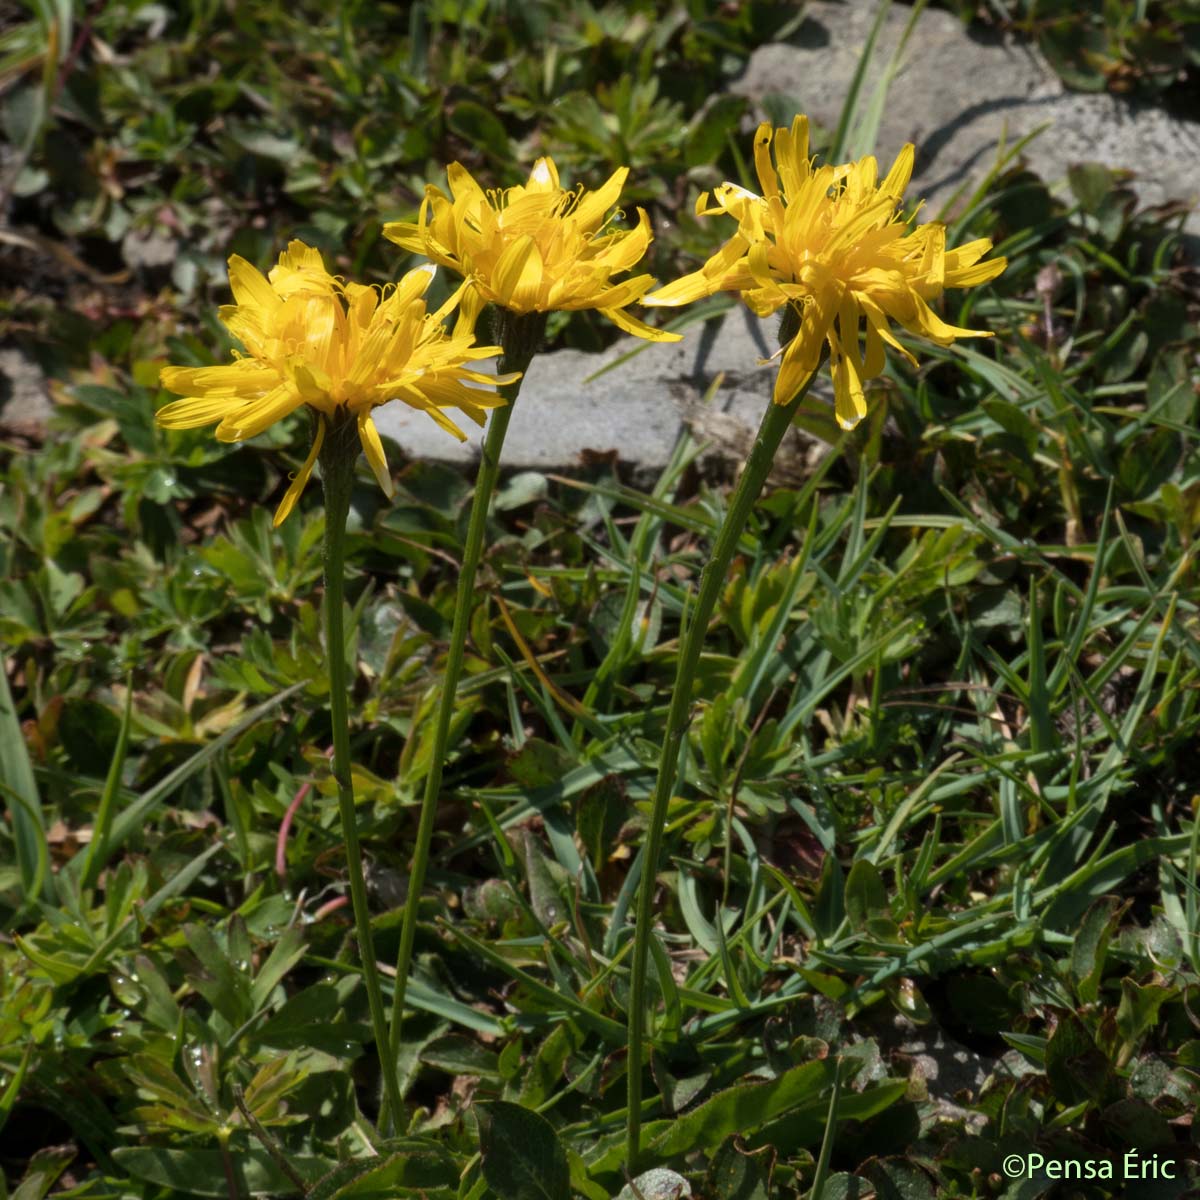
[
  {"x1": 1045, "y1": 1013, "x2": 1109, "y2": 1105},
  {"x1": 648, "y1": 1060, "x2": 833, "y2": 1159},
  {"x1": 448, "y1": 101, "x2": 512, "y2": 163},
  {"x1": 250, "y1": 925, "x2": 308, "y2": 1010},
  {"x1": 227, "y1": 123, "x2": 305, "y2": 162},
  {"x1": 859, "y1": 1159, "x2": 935, "y2": 1200},
  {"x1": 685, "y1": 94, "x2": 745, "y2": 168},
  {"x1": 57, "y1": 697, "x2": 122, "y2": 776},
  {"x1": 255, "y1": 983, "x2": 364, "y2": 1056},
  {"x1": 1148, "y1": 345, "x2": 1197, "y2": 426},
  {"x1": 577, "y1": 775, "x2": 626, "y2": 874},
  {"x1": 1070, "y1": 898, "x2": 1122, "y2": 1005},
  {"x1": 307, "y1": 1146, "x2": 459, "y2": 1200},
  {"x1": 815, "y1": 1174, "x2": 868, "y2": 1200},
  {"x1": 1, "y1": 82, "x2": 45, "y2": 153},
  {"x1": 112, "y1": 1147, "x2": 331, "y2": 1197},
  {"x1": 421, "y1": 1034, "x2": 501, "y2": 1080},
  {"x1": 813, "y1": 854, "x2": 845, "y2": 941},
  {"x1": 753, "y1": 1079, "x2": 907, "y2": 1150},
  {"x1": 706, "y1": 1137, "x2": 775, "y2": 1200},
  {"x1": 1116, "y1": 980, "x2": 1174, "y2": 1051},
  {"x1": 10, "y1": 1145, "x2": 74, "y2": 1200},
  {"x1": 132, "y1": 953, "x2": 182, "y2": 1032},
  {"x1": 180, "y1": 922, "x2": 253, "y2": 1028},
  {"x1": 476, "y1": 1101, "x2": 571, "y2": 1200},
  {"x1": 982, "y1": 398, "x2": 1038, "y2": 457},
  {"x1": 0, "y1": 658, "x2": 48, "y2": 901},
  {"x1": 1067, "y1": 162, "x2": 1115, "y2": 213},
  {"x1": 844, "y1": 861, "x2": 887, "y2": 930},
  {"x1": 508, "y1": 738, "x2": 576, "y2": 789},
  {"x1": 101, "y1": 682, "x2": 306, "y2": 867}
]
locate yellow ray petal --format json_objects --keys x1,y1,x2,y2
[
  {"x1": 945, "y1": 253, "x2": 1007, "y2": 287},
  {"x1": 273, "y1": 418, "x2": 324, "y2": 526},
  {"x1": 155, "y1": 394, "x2": 245, "y2": 429},
  {"x1": 452, "y1": 283, "x2": 488, "y2": 338},
  {"x1": 752, "y1": 122, "x2": 779, "y2": 199},
  {"x1": 394, "y1": 262, "x2": 438, "y2": 308},
  {"x1": 447, "y1": 162, "x2": 487, "y2": 207},
  {"x1": 357, "y1": 411, "x2": 394, "y2": 498},
  {"x1": 904, "y1": 291, "x2": 993, "y2": 343},
  {"x1": 491, "y1": 235, "x2": 545, "y2": 313},
  {"x1": 773, "y1": 114, "x2": 810, "y2": 198},
  {"x1": 160, "y1": 361, "x2": 271, "y2": 397},
  {"x1": 571, "y1": 166, "x2": 629, "y2": 229},
  {"x1": 525, "y1": 156, "x2": 561, "y2": 193},
  {"x1": 880, "y1": 143, "x2": 915, "y2": 200},
  {"x1": 859, "y1": 295, "x2": 919, "y2": 368},
  {"x1": 401, "y1": 388, "x2": 469, "y2": 441},
  {"x1": 382, "y1": 220, "x2": 424, "y2": 253},
  {"x1": 829, "y1": 326, "x2": 866, "y2": 430},
  {"x1": 227, "y1": 256, "x2": 281, "y2": 315},
  {"x1": 216, "y1": 383, "x2": 304, "y2": 441},
  {"x1": 599, "y1": 306, "x2": 682, "y2": 342}
]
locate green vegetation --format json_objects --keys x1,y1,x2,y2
[
  {"x1": 943, "y1": 0, "x2": 1200, "y2": 104},
  {"x1": 2, "y1": 1, "x2": 1199, "y2": 1198}
]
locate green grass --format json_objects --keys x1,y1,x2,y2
[{"x1": 3, "y1": 1, "x2": 1200, "y2": 1198}]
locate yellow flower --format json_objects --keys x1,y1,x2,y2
[
  {"x1": 644, "y1": 116, "x2": 1006, "y2": 426},
  {"x1": 157, "y1": 241, "x2": 517, "y2": 525},
  {"x1": 383, "y1": 157, "x2": 679, "y2": 342}
]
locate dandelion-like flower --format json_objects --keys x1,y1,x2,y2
[
  {"x1": 644, "y1": 116, "x2": 1007, "y2": 426},
  {"x1": 383, "y1": 157, "x2": 679, "y2": 342},
  {"x1": 157, "y1": 241, "x2": 517, "y2": 524}
]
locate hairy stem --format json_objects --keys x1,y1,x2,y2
[
  {"x1": 384, "y1": 312, "x2": 544, "y2": 1131},
  {"x1": 625, "y1": 376, "x2": 813, "y2": 1170},
  {"x1": 319, "y1": 411, "x2": 406, "y2": 1129}
]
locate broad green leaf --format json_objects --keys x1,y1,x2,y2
[
  {"x1": 844, "y1": 861, "x2": 887, "y2": 930},
  {"x1": 706, "y1": 1137, "x2": 775, "y2": 1200},
  {"x1": 477, "y1": 1101, "x2": 571, "y2": 1200},
  {"x1": 1070, "y1": 898, "x2": 1123, "y2": 1004},
  {"x1": 10, "y1": 1145, "x2": 74, "y2": 1200},
  {"x1": 647, "y1": 1060, "x2": 832, "y2": 1159},
  {"x1": 113, "y1": 1147, "x2": 331, "y2": 1197}
]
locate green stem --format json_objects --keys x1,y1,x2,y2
[
  {"x1": 625, "y1": 377, "x2": 813, "y2": 1171},
  {"x1": 319, "y1": 412, "x2": 406, "y2": 1130},
  {"x1": 384, "y1": 312, "x2": 544, "y2": 1132},
  {"x1": 78, "y1": 670, "x2": 133, "y2": 890}
]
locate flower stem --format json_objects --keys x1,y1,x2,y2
[
  {"x1": 384, "y1": 313, "x2": 544, "y2": 1132},
  {"x1": 318, "y1": 412, "x2": 406, "y2": 1131},
  {"x1": 625, "y1": 378, "x2": 813, "y2": 1171}
]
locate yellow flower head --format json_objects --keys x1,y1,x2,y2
[
  {"x1": 645, "y1": 116, "x2": 1007, "y2": 426},
  {"x1": 157, "y1": 241, "x2": 517, "y2": 525},
  {"x1": 383, "y1": 157, "x2": 680, "y2": 343}
]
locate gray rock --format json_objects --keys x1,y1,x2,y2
[
  {"x1": 121, "y1": 226, "x2": 178, "y2": 271},
  {"x1": 730, "y1": 1, "x2": 1200, "y2": 234},
  {"x1": 372, "y1": 310, "x2": 801, "y2": 485},
  {"x1": 0, "y1": 347, "x2": 53, "y2": 429},
  {"x1": 875, "y1": 1013, "x2": 996, "y2": 1131},
  {"x1": 615, "y1": 1168, "x2": 692, "y2": 1200}
]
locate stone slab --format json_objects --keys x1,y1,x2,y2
[{"x1": 373, "y1": 307, "x2": 803, "y2": 482}]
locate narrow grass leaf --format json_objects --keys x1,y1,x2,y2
[{"x1": 0, "y1": 663, "x2": 49, "y2": 901}]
